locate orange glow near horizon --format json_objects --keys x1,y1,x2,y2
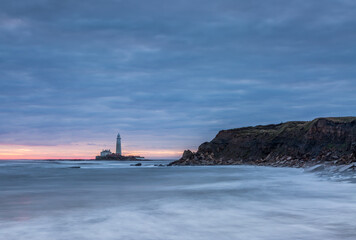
[{"x1": 0, "y1": 144, "x2": 183, "y2": 160}]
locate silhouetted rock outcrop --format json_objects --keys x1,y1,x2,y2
[
  {"x1": 169, "y1": 117, "x2": 356, "y2": 167},
  {"x1": 95, "y1": 154, "x2": 144, "y2": 161},
  {"x1": 131, "y1": 163, "x2": 142, "y2": 166}
]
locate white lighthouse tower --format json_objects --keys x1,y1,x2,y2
[{"x1": 116, "y1": 133, "x2": 122, "y2": 155}]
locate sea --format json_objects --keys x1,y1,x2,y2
[{"x1": 0, "y1": 160, "x2": 356, "y2": 240}]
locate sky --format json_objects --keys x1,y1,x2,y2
[{"x1": 1, "y1": 0, "x2": 356, "y2": 159}]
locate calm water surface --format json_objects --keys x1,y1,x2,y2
[{"x1": 0, "y1": 160, "x2": 355, "y2": 240}]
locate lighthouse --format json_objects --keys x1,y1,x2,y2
[{"x1": 116, "y1": 133, "x2": 122, "y2": 155}]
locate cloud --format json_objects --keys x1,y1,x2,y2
[{"x1": 0, "y1": 0, "x2": 356, "y2": 158}]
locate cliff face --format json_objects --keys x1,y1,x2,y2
[{"x1": 169, "y1": 117, "x2": 356, "y2": 167}]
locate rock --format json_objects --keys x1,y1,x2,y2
[
  {"x1": 305, "y1": 164, "x2": 325, "y2": 172},
  {"x1": 182, "y1": 150, "x2": 194, "y2": 159},
  {"x1": 69, "y1": 166, "x2": 80, "y2": 168},
  {"x1": 339, "y1": 163, "x2": 356, "y2": 172},
  {"x1": 352, "y1": 142, "x2": 356, "y2": 155},
  {"x1": 131, "y1": 163, "x2": 142, "y2": 166}
]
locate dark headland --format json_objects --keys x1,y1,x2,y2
[{"x1": 169, "y1": 117, "x2": 356, "y2": 168}]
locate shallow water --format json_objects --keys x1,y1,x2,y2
[{"x1": 0, "y1": 160, "x2": 356, "y2": 240}]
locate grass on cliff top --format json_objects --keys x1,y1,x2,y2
[
  {"x1": 320, "y1": 116, "x2": 356, "y2": 123},
  {"x1": 224, "y1": 121, "x2": 308, "y2": 136},
  {"x1": 222, "y1": 117, "x2": 356, "y2": 137}
]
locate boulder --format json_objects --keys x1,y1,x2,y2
[
  {"x1": 305, "y1": 164, "x2": 325, "y2": 172},
  {"x1": 131, "y1": 163, "x2": 142, "y2": 166},
  {"x1": 339, "y1": 163, "x2": 356, "y2": 173}
]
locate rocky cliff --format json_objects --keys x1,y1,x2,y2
[{"x1": 169, "y1": 117, "x2": 356, "y2": 167}]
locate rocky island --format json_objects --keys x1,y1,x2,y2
[
  {"x1": 169, "y1": 117, "x2": 356, "y2": 168},
  {"x1": 95, "y1": 153, "x2": 144, "y2": 161},
  {"x1": 94, "y1": 133, "x2": 145, "y2": 161}
]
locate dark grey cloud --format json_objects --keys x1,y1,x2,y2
[{"x1": 1, "y1": 0, "x2": 356, "y2": 155}]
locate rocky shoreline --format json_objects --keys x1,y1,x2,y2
[{"x1": 169, "y1": 117, "x2": 356, "y2": 169}]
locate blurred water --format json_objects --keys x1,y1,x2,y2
[{"x1": 0, "y1": 160, "x2": 356, "y2": 240}]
